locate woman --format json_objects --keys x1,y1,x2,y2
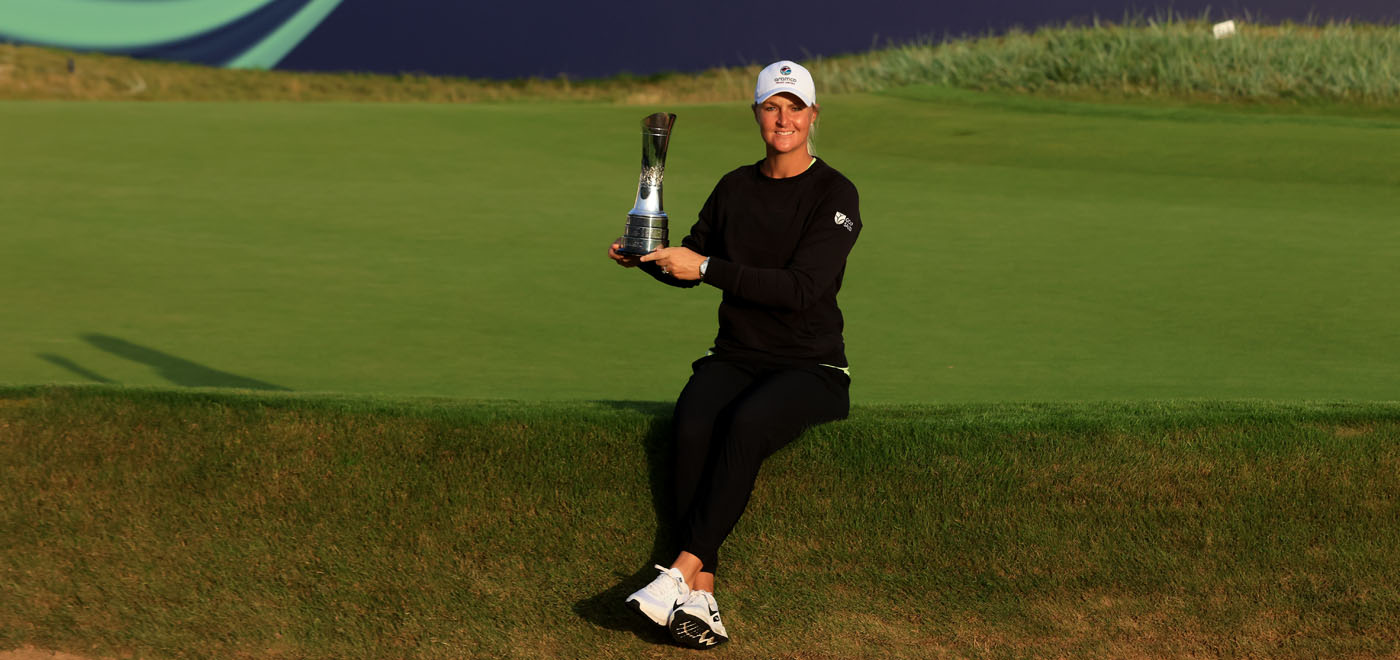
[{"x1": 608, "y1": 60, "x2": 861, "y2": 650}]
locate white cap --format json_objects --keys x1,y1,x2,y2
[{"x1": 754, "y1": 60, "x2": 816, "y2": 106}]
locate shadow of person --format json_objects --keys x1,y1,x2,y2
[
  {"x1": 572, "y1": 401, "x2": 678, "y2": 644},
  {"x1": 36, "y1": 354, "x2": 117, "y2": 384},
  {"x1": 81, "y1": 333, "x2": 290, "y2": 391}
]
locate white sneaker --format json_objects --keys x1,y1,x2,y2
[
  {"x1": 668, "y1": 590, "x2": 729, "y2": 649},
  {"x1": 624, "y1": 565, "x2": 689, "y2": 627}
]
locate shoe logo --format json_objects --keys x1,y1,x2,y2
[{"x1": 834, "y1": 211, "x2": 854, "y2": 232}]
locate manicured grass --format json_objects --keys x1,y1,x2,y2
[
  {"x1": 2, "y1": 91, "x2": 1396, "y2": 402},
  {"x1": 5, "y1": 18, "x2": 1398, "y2": 660},
  {"x1": 2, "y1": 386, "x2": 1398, "y2": 658}
]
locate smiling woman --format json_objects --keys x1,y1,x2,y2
[
  {"x1": 607, "y1": 60, "x2": 863, "y2": 650},
  {"x1": 751, "y1": 63, "x2": 821, "y2": 169}
]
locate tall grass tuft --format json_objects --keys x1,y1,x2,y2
[
  {"x1": 1, "y1": 15, "x2": 1398, "y2": 106},
  {"x1": 816, "y1": 17, "x2": 1400, "y2": 105}
]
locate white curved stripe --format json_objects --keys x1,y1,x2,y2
[
  {"x1": 0, "y1": 0, "x2": 276, "y2": 49},
  {"x1": 226, "y1": 0, "x2": 343, "y2": 69}
]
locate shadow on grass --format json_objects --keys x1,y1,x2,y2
[
  {"x1": 38, "y1": 333, "x2": 291, "y2": 391},
  {"x1": 35, "y1": 353, "x2": 118, "y2": 384},
  {"x1": 572, "y1": 401, "x2": 678, "y2": 645}
]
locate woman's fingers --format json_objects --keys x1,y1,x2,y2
[
  {"x1": 643, "y1": 248, "x2": 678, "y2": 276},
  {"x1": 639, "y1": 247, "x2": 673, "y2": 263},
  {"x1": 642, "y1": 250, "x2": 670, "y2": 274},
  {"x1": 609, "y1": 241, "x2": 641, "y2": 267}
]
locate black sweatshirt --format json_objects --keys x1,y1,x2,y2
[{"x1": 642, "y1": 157, "x2": 862, "y2": 368}]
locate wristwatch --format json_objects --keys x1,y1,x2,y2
[{"x1": 699, "y1": 257, "x2": 710, "y2": 279}]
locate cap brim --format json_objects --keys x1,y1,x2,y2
[{"x1": 755, "y1": 88, "x2": 815, "y2": 106}]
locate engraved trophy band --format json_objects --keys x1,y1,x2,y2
[{"x1": 617, "y1": 112, "x2": 677, "y2": 256}]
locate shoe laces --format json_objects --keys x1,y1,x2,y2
[
  {"x1": 645, "y1": 564, "x2": 687, "y2": 600},
  {"x1": 694, "y1": 590, "x2": 719, "y2": 613}
]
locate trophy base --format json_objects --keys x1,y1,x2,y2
[
  {"x1": 616, "y1": 236, "x2": 668, "y2": 256},
  {"x1": 618, "y1": 213, "x2": 668, "y2": 256}
]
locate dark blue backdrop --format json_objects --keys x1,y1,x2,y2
[
  {"x1": 281, "y1": 1, "x2": 1395, "y2": 79},
  {"x1": 276, "y1": 0, "x2": 1397, "y2": 79}
]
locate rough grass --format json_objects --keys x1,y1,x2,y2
[
  {"x1": 3, "y1": 386, "x2": 1399, "y2": 658},
  {"x1": 2, "y1": 16, "x2": 1398, "y2": 107},
  {"x1": 819, "y1": 19, "x2": 1400, "y2": 106}
]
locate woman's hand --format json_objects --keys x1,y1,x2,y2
[
  {"x1": 608, "y1": 238, "x2": 642, "y2": 268},
  {"x1": 641, "y1": 247, "x2": 706, "y2": 281}
]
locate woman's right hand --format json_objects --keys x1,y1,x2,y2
[{"x1": 609, "y1": 238, "x2": 642, "y2": 268}]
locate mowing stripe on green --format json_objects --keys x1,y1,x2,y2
[{"x1": 1, "y1": 92, "x2": 1396, "y2": 401}]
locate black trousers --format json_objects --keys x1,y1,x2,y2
[{"x1": 672, "y1": 356, "x2": 850, "y2": 574}]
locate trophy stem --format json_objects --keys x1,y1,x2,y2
[{"x1": 618, "y1": 112, "x2": 676, "y2": 256}]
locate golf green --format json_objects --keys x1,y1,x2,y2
[{"x1": 2, "y1": 90, "x2": 1396, "y2": 402}]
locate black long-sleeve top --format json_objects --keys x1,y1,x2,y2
[{"x1": 641, "y1": 157, "x2": 862, "y2": 368}]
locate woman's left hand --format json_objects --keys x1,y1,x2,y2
[{"x1": 640, "y1": 247, "x2": 706, "y2": 280}]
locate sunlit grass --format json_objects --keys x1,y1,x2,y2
[
  {"x1": 3, "y1": 16, "x2": 1398, "y2": 107},
  {"x1": 819, "y1": 19, "x2": 1400, "y2": 106},
  {"x1": 2, "y1": 386, "x2": 1398, "y2": 658}
]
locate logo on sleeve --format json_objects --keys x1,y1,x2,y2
[{"x1": 834, "y1": 211, "x2": 854, "y2": 232}]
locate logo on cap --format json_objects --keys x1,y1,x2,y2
[{"x1": 780, "y1": 65, "x2": 792, "y2": 75}]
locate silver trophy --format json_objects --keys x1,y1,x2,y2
[{"x1": 617, "y1": 112, "x2": 677, "y2": 256}]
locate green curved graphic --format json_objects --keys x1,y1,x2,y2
[
  {"x1": 227, "y1": 0, "x2": 343, "y2": 69},
  {"x1": 0, "y1": 0, "x2": 276, "y2": 48},
  {"x1": 0, "y1": 0, "x2": 343, "y2": 68}
]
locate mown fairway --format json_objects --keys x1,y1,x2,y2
[{"x1": 2, "y1": 91, "x2": 1397, "y2": 402}]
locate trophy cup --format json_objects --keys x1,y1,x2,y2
[{"x1": 617, "y1": 112, "x2": 677, "y2": 256}]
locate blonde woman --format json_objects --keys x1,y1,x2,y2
[{"x1": 609, "y1": 59, "x2": 861, "y2": 649}]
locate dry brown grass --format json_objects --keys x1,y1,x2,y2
[
  {"x1": 0, "y1": 648, "x2": 105, "y2": 660},
  {"x1": 4, "y1": 390, "x2": 1398, "y2": 659},
  {"x1": 6, "y1": 18, "x2": 1398, "y2": 109},
  {"x1": 0, "y1": 43, "x2": 752, "y2": 104}
]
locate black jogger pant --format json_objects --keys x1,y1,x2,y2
[{"x1": 672, "y1": 356, "x2": 850, "y2": 574}]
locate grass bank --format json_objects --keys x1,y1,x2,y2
[
  {"x1": 3, "y1": 17, "x2": 1398, "y2": 107},
  {"x1": 3, "y1": 386, "x2": 1399, "y2": 658}
]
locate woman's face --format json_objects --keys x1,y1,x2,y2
[{"x1": 754, "y1": 92, "x2": 817, "y2": 156}]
